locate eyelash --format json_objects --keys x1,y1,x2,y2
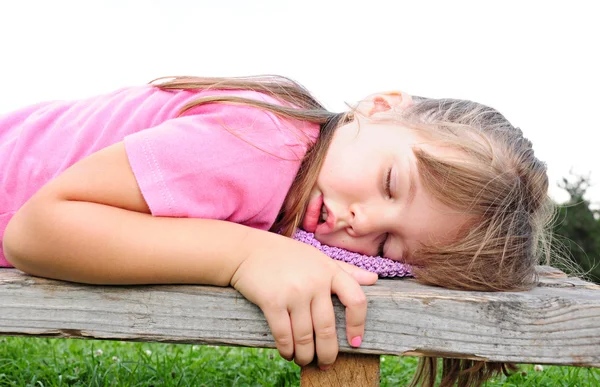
[
  {"x1": 377, "y1": 168, "x2": 393, "y2": 256},
  {"x1": 385, "y1": 168, "x2": 392, "y2": 198}
]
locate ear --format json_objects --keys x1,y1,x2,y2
[{"x1": 358, "y1": 91, "x2": 413, "y2": 117}]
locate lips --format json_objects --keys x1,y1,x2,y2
[
  {"x1": 302, "y1": 194, "x2": 323, "y2": 233},
  {"x1": 302, "y1": 194, "x2": 336, "y2": 235}
]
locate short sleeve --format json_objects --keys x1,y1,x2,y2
[{"x1": 123, "y1": 102, "x2": 317, "y2": 230}]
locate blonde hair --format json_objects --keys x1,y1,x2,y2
[
  {"x1": 395, "y1": 97, "x2": 554, "y2": 292},
  {"x1": 152, "y1": 75, "x2": 553, "y2": 387}
]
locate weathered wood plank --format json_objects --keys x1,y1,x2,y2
[{"x1": 1, "y1": 267, "x2": 599, "y2": 367}]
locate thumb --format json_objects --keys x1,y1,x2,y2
[{"x1": 336, "y1": 261, "x2": 378, "y2": 285}]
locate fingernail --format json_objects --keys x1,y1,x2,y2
[
  {"x1": 319, "y1": 364, "x2": 331, "y2": 371},
  {"x1": 351, "y1": 336, "x2": 362, "y2": 347}
]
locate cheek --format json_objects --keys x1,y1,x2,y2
[
  {"x1": 318, "y1": 155, "x2": 352, "y2": 188},
  {"x1": 320, "y1": 154, "x2": 372, "y2": 187},
  {"x1": 316, "y1": 233, "x2": 351, "y2": 252},
  {"x1": 318, "y1": 136, "x2": 381, "y2": 195},
  {"x1": 315, "y1": 232, "x2": 376, "y2": 256}
]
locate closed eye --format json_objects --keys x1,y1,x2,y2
[{"x1": 385, "y1": 167, "x2": 392, "y2": 198}]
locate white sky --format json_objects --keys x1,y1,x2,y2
[{"x1": 1, "y1": 0, "x2": 598, "y2": 205}]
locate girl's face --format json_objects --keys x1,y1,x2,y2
[{"x1": 302, "y1": 95, "x2": 471, "y2": 262}]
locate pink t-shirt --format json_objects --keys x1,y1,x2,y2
[{"x1": 0, "y1": 85, "x2": 319, "y2": 267}]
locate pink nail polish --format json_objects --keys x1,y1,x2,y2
[{"x1": 351, "y1": 336, "x2": 362, "y2": 347}]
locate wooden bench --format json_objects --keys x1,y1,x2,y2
[{"x1": 1, "y1": 266, "x2": 599, "y2": 386}]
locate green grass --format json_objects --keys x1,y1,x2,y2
[{"x1": 0, "y1": 337, "x2": 598, "y2": 386}]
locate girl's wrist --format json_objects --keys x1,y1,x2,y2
[{"x1": 230, "y1": 228, "x2": 299, "y2": 287}]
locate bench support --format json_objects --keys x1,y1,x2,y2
[{"x1": 301, "y1": 353, "x2": 380, "y2": 386}]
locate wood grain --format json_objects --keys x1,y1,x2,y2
[
  {"x1": 301, "y1": 353, "x2": 380, "y2": 386},
  {"x1": 1, "y1": 267, "x2": 599, "y2": 367}
]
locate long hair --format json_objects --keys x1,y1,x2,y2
[
  {"x1": 373, "y1": 98, "x2": 554, "y2": 386},
  {"x1": 387, "y1": 97, "x2": 554, "y2": 292},
  {"x1": 152, "y1": 75, "x2": 553, "y2": 387}
]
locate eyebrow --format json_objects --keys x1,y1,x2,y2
[{"x1": 407, "y1": 157, "x2": 418, "y2": 206}]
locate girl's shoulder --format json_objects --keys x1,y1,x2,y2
[
  {"x1": 167, "y1": 88, "x2": 320, "y2": 159},
  {"x1": 121, "y1": 86, "x2": 320, "y2": 227}
]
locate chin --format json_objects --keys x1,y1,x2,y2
[{"x1": 313, "y1": 233, "x2": 334, "y2": 247}]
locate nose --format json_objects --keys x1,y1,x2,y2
[{"x1": 346, "y1": 202, "x2": 381, "y2": 236}]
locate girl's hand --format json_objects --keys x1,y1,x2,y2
[{"x1": 230, "y1": 232, "x2": 378, "y2": 369}]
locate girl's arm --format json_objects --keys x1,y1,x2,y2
[
  {"x1": 3, "y1": 142, "x2": 377, "y2": 368},
  {"x1": 4, "y1": 142, "x2": 253, "y2": 285}
]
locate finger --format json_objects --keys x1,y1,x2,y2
[
  {"x1": 331, "y1": 271, "x2": 368, "y2": 348},
  {"x1": 336, "y1": 261, "x2": 378, "y2": 285},
  {"x1": 263, "y1": 308, "x2": 294, "y2": 361},
  {"x1": 290, "y1": 304, "x2": 315, "y2": 366},
  {"x1": 311, "y1": 295, "x2": 338, "y2": 369}
]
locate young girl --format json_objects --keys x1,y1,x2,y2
[{"x1": 1, "y1": 76, "x2": 552, "y2": 386}]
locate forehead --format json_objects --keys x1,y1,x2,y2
[
  {"x1": 402, "y1": 142, "x2": 475, "y2": 254},
  {"x1": 410, "y1": 190, "x2": 471, "y2": 247}
]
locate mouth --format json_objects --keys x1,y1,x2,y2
[
  {"x1": 318, "y1": 203, "x2": 328, "y2": 225},
  {"x1": 302, "y1": 193, "x2": 333, "y2": 234},
  {"x1": 315, "y1": 200, "x2": 336, "y2": 236},
  {"x1": 302, "y1": 190, "x2": 338, "y2": 234}
]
